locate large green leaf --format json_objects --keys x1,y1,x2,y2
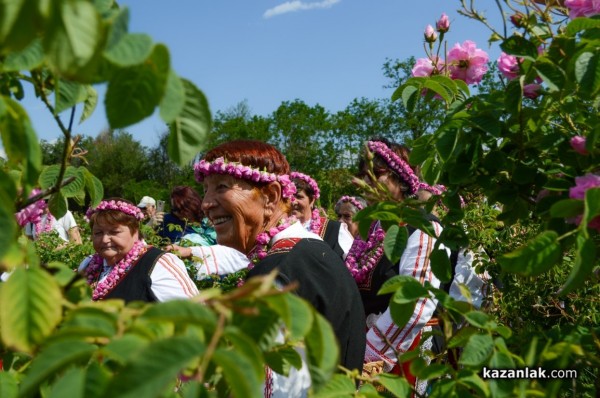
[
  {"x1": 0, "y1": 0, "x2": 39, "y2": 53},
  {"x1": 52, "y1": 307, "x2": 119, "y2": 341},
  {"x1": 574, "y1": 51, "x2": 600, "y2": 98},
  {"x1": 48, "y1": 190, "x2": 68, "y2": 219},
  {"x1": 167, "y1": 78, "x2": 212, "y2": 165},
  {"x1": 533, "y1": 58, "x2": 565, "y2": 92},
  {"x1": 305, "y1": 312, "x2": 339, "y2": 391},
  {"x1": 159, "y1": 69, "x2": 186, "y2": 123},
  {"x1": 104, "y1": 33, "x2": 154, "y2": 67},
  {"x1": 389, "y1": 301, "x2": 417, "y2": 331},
  {"x1": 0, "y1": 170, "x2": 16, "y2": 261},
  {"x1": 383, "y1": 225, "x2": 408, "y2": 265},
  {"x1": 500, "y1": 36, "x2": 539, "y2": 60},
  {"x1": 101, "y1": 335, "x2": 150, "y2": 365},
  {"x1": 565, "y1": 17, "x2": 600, "y2": 36},
  {"x1": 424, "y1": 79, "x2": 452, "y2": 103},
  {"x1": 0, "y1": 96, "x2": 41, "y2": 186},
  {"x1": 2, "y1": 38, "x2": 43, "y2": 71},
  {"x1": 377, "y1": 373, "x2": 411, "y2": 397},
  {"x1": 223, "y1": 327, "x2": 265, "y2": 380},
  {"x1": 497, "y1": 231, "x2": 562, "y2": 276},
  {"x1": 264, "y1": 346, "x2": 303, "y2": 376},
  {"x1": 459, "y1": 333, "x2": 494, "y2": 367},
  {"x1": 0, "y1": 372, "x2": 18, "y2": 398},
  {"x1": 504, "y1": 78, "x2": 523, "y2": 115},
  {"x1": 313, "y1": 374, "x2": 357, "y2": 397},
  {"x1": 47, "y1": 367, "x2": 86, "y2": 398},
  {"x1": 44, "y1": 1, "x2": 101, "y2": 74},
  {"x1": 55, "y1": 80, "x2": 88, "y2": 115},
  {"x1": 430, "y1": 248, "x2": 452, "y2": 283},
  {"x1": 105, "y1": 44, "x2": 170, "y2": 128},
  {"x1": 263, "y1": 293, "x2": 313, "y2": 341},
  {"x1": 83, "y1": 169, "x2": 104, "y2": 207},
  {"x1": 212, "y1": 348, "x2": 263, "y2": 398},
  {"x1": 0, "y1": 266, "x2": 63, "y2": 353},
  {"x1": 104, "y1": 336, "x2": 205, "y2": 398},
  {"x1": 558, "y1": 234, "x2": 597, "y2": 295},
  {"x1": 550, "y1": 199, "x2": 584, "y2": 219},
  {"x1": 80, "y1": 85, "x2": 98, "y2": 123},
  {"x1": 19, "y1": 340, "x2": 97, "y2": 396},
  {"x1": 140, "y1": 299, "x2": 217, "y2": 330},
  {"x1": 582, "y1": 187, "x2": 600, "y2": 237}
]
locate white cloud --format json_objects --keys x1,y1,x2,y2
[{"x1": 264, "y1": 0, "x2": 341, "y2": 19}]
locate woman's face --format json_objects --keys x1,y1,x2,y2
[
  {"x1": 291, "y1": 190, "x2": 315, "y2": 223},
  {"x1": 92, "y1": 218, "x2": 138, "y2": 266},
  {"x1": 336, "y1": 202, "x2": 359, "y2": 237},
  {"x1": 201, "y1": 174, "x2": 265, "y2": 254}
]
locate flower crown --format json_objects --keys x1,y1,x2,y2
[
  {"x1": 336, "y1": 195, "x2": 365, "y2": 211},
  {"x1": 194, "y1": 157, "x2": 297, "y2": 199},
  {"x1": 290, "y1": 171, "x2": 320, "y2": 200},
  {"x1": 367, "y1": 140, "x2": 420, "y2": 195},
  {"x1": 86, "y1": 200, "x2": 145, "y2": 221},
  {"x1": 418, "y1": 182, "x2": 446, "y2": 196}
]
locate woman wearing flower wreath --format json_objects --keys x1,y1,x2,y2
[
  {"x1": 196, "y1": 140, "x2": 366, "y2": 390},
  {"x1": 333, "y1": 195, "x2": 367, "y2": 238},
  {"x1": 349, "y1": 138, "x2": 446, "y2": 393},
  {"x1": 290, "y1": 172, "x2": 354, "y2": 259},
  {"x1": 78, "y1": 198, "x2": 199, "y2": 302}
]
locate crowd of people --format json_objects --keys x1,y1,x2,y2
[{"x1": 12, "y1": 138, "x2": 490, "y2": 397}]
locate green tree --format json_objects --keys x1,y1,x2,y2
[{"x1": 210, "y1": 100, "x2": 272, "y2": 148}]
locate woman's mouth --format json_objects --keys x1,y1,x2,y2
[{"x1": 212, "y1": 216, "x2": 232, "y2": 226}]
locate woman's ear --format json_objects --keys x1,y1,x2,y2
[{"x1": 261, "y1": 182, "x2": 282, "y2": 218}]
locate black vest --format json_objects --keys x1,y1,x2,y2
[
  {"x1": 320, "y1": 218, "x2": 345, "y2": 259},
  {"x1": 104, "y1": 247, "x2": 164, "y2": 303}
]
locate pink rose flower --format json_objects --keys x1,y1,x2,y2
[
  {"x1": 565, "y1": 0, "x2": 600, "y2": 18},
  {"x1": 498, "y1": 52, "x2": 520, "y2": 80},
  {"x1": 412, "y1": 57, "x2": 443, "y2": 77},
  {"x1": 569, "y1": 173, "x2": 600, "y2": 200},
  {"x1": 424, "y1": 25, "x2": 437, "y2": 43},
  {"x1": 523, "y1": 83, "x2": 542, "y2": 99},
  {"x1": 447, "y1": 40, "x2": 489, "y2": 85},
  {"x1": 14, "y1": 188, "x2": 47, "y2": 227},
  {"x1": 570, "y1": 136, "x2": 589, "y2": 155},
  {"x1": 436, "y1": 13, "x2": 450, "y2": 33}
]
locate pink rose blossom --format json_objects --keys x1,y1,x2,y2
[
  {"x1": 569, "y1": 174, "x2": 600, "y2": 200},
  {"x1": 447, "y1": 40, "x2": 489, "y2": 85},
  {"x1": 436, "y1": 13, "x2": 450, "y2": 33},
  {"x1": 570, "y1": 136, "x2": 589, "y2": 155},
  {"x1": 424, "y1": 25, "x2": 437, "y2": 43},
  {"x1": 523, "y1": 83, "x2": 542, "y2": 99},
  {"x1": 14, "y1": 188, "x2": 47, "y2": 227},
  {"x1": 412, "y1": 57, "x2": 443, "y2": 77},
  {"x1": 564, "y1": 0, "x2": 600, "y2": 18},
  {"x1": 498, "y1": 52, "x2": 520, "y2": 80}
]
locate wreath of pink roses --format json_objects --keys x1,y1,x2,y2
[
  {"x1": 336, "y1": 195, "x2": 365, "y2": 212},
  {"x1": 290, "y1": 171, "x2": 320, "y2": 200},
  {"x1": 367, "y1": 140, "x2": 420, "y2": 195},
  {"x1": 86, "y1": 200, "x2": 145, "y2": 221}
]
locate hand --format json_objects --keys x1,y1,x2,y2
[
  {"x1": 154, "y1": 212, "x2": 164, "y2": 224},
  {"x1": 166, "y1": 244, "x2": 192, "y2": 258}
]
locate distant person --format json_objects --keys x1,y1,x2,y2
[
  {"x1": 137, "y1": 196, "x2": 164, "y2": 228},
  {"x1": 334, "y1": 195, "x2": 367, "y2": 238},
  {"x1": 25, "y1": 206, "x2": 82, "y2": 244}
]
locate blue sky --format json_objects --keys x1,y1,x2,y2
[{"x1": 21, "y1": 0, "x2": 505, "y2": 149}]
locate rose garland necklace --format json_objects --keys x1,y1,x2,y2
[
  {"x1": 34, "y1": 213, "x2": 55, "y2": 236},
  {"x1": 85, "y1": 240, "x2": 147, "y2": 300},
  {"x1": 308, "y1": 208, "x2": 322, "y2": 235},
  {"x1": 345, "y1": 222, "x2": 386, "y2": 284},
  {"x1": 247, "y1": 216, "x2": 296, "y2": 268}
]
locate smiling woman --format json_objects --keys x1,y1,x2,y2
[
  {"x1": 196, "y1": 140, "x2": 366, "y2": 393},
  {"x1": 78, "y1": 198, "x2": 199, "y2": 302}
]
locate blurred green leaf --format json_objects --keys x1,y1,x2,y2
[
  {"x1": 2, "y1": 38, "x2": 43, "y2": 71},
  {"x1": 498, "y1": 231, "x2": 562, "y2": 276},
  {"x1": 305, "y1": 312, "x2": 339, "y2": 391},
  {"x1": 312, "y1": 373, "x2": 356, "y2": 398},
  {"x1": 0, "y1": 266, "x2": 63, "y2": 353},
  {"x1": 141, "y1": 299, "x2": 218, "y2": 330},
  {"x1": 104, "y1": 33, "x2": 153, "y2": 66},
  {"x1": 48, "y1": 190, "x2": 67, "y2": 219},
  {"x1": 80, "y1": 85, "x2": 98, "y2": 123},
  {"x1": 459, "y1": 333, "x2": 494, "y2": 367},
  {"x1": 574, "y1": 51, "x2": 600, "y2": 98},
  {"x1": 263, "y1": 293, "x2": 313, "y2": 341},
  {"x1": 565, "y1": 17, "x2": 600, "y2": 36},
  {"x1": 212, "y1": 347, "x2": 263, "y2": 398},
  {"x1": 430, "y1": 248, "x2": 452, "y2": 283},
  {"x1": 55, "y1": 80, "x2": 87, "y2": 115},
  {"x1": 47, "y1": 367, "x2": 86, "y2": 398},
  {"x1": 0, "y1": 372, "x2": 18, "y2": 398},
  {"x1": 83, "y1": 169, "x2": 104, "y2": 208},
  {"x1": 500, "y1": 36, "x2": 539, "y2": 60},
  {"x1": 264, "y1": 346, "x2": 303, "y2": 376},
  {"x1": 558, "y1": 233, "x2": 596, "y2": 295},
  {"x1": 383, "y1": 225, "x2": 408, "y2": 264},
  {"x1": 159, "y1": 69, "x2": 186, "y2": 123},
  {"x1": 377, "y1": 373, "x2": 411, "y2": 397},
  {"x1": 550, "y1": 199, "x2": 584, "y2": 218}
]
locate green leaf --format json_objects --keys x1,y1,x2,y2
[
  {"x1": 83, "y1": 169, "x2": 104, "y2": 207},
  {"x1": 377, "y1": 374, "x2": 411, "y2": 397},
  {"x1": 574, "y1": 51, "x2": 600, "y2": 98},
  {"x1": 459, "y1": 333, "x2": 494, "y2": 367},
  {"x1": 44, "y1": 1, "x2": 101, "y2": 74},
  {"x1": 19, "y1": 340, "x2": 97, "y2": 396},
  {"x1": 464, "y1": 311, "x2": 492, "y2": 329},
  {"x1": 80, "y1": 85, "x2": 98, "y2": 123},
  {"x1": 212, "y1": 348, "x2": 263, "y2": 398},
  {"x1": 223, "y1": 327, "x2": 265, "y2": 380},
  {"x1": 424, "y1": 79, "x2": 452, "y2": 103},
  {"x1": 104, "y1": 336, "x2": 206, "y2": 398},
  {"x1": 105, "y1": 44, "x2": 170, "y2": 128},
  {"x1": 83, "y1": 361, "x2": 111, "y2": 398},
  {"x1": 500, "y1": 36, "x2": 539, "y2": 60},
  {"x1": 263, "y1": 293, "x2": 313, "y2": 341},
  {"x1": 457, "y1": 371, "x2": 490, "y2": 397},
  {"x1": 435, "y1": 126, "x2": 458, "y2": 161},
  {"x1": 313, "y1": 374, "x2": 357, "y2": 397},
  {"x1": 167, "y1": 78, "x2": 212, "y2": 166},
  {"x1": 104, "y1": 33, "x2": 154, "y2": 66},
  {"x1": 504, "y1": 78, "x2": 523, "y2": 115},
  {"x1": 39, "y1": 165, "x2": 61, "y2": 190},
  {"x1": 0, "y1": 372, "x2": 18, "y2": 398},
  {"x1": 48, "y1": 191, "x2": 68, "y2": 219},
  {"x1": 105, "y1": 6, "x2": 129, "y2": 49},
  {"x1": 430, "y1": 248, "x2": 452, "y2": 283},
  {"x1": 565, "y1": 17, "x2": 600, "y2": 36},
  {"x1": 389, "y1": 301, "x2": 417, "y2": 330},
  {"x1": 0, "y1": 266, "x2": 63, "y2": 353},
  {"x1": 497, "y1": 231, "x2": 562, "y2": 276},
  {"x1": 0, "y1": 171, "x2": 16, "y2": 261},
  {"x1": 2, "y1": 38, "x2": 43, "y2": 71},
  {"x1": 159, "y1": 69, "x2": 186, "y2": 123},
  {"x1": 0, "y1": 0, "x2": 39, "y2": 53},
  {"x1": 140, "y1": 299, "x2": 217, "y2": 330},
  {"x1": 264, "y1": 346, "x2": 303, "y2": 376},
  {"x1": 55, "y1": 306, "x2": 118, "y2": 340},
  {"x1": 305, "y1": 312, "x2": 339, "y2": 391},
  {"x1": 101, "y1": 335, "x2": 150, "y2": 365},
  {"x1": 383, "y1": 225, "x2": 408, "y2": 264},
  {"x1": 533, "y1": 58, "x2": 565, "y2": 92},
  {"x1": 558, "y1": 233, "x2": 596, "y2": 295},
  {"x1": 55, "y1": 80, "x2": 87, "y2": 115},
  {"x1": 0, "y1": 96, "x2": 41, "y2": 186},
  {"x1": 550, "y1": 199, "x2": 584, "y2": 218},
  {"x1": 47, "y1": 367, "x2": 86, "y2": 398},
  {"x1": 582, "y1": 187, "x2": 600, "y2": 236},
  {"x1": 62, "y1": 167, "x2": 86, "y2": 198}
]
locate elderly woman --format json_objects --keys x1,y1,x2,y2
[
  {"x1": 349, "y1": 138, "x2": 446, "y2": 392},
  {"x1": 79, "y1": 198, "x2": 198, "y2": 302},
  {"x1": 196, "y1": 140, "x2": 366, "y2": 379},
  {"x1": 290, "y1": 172, "x2": 354, "y2": 258},
  {"x1": 333, "y1": 195, "x2": 367, "y2": 238}
]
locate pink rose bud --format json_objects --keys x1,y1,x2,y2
[
  {"x1": 436, "y1": 13, "x2": 450, "y2": 33},
  {"x1": 510, "y1": 12, "x2": 525, "y2": 27},
  {"x1": 570, "y1": 135, "x2": 589, "y2": 155},
  {"x1": 424, "y1": 24, "x2": 438, "y2": 43},
  {"x1": 523, "y1": 83, "x2": 542, "y2": 99}
]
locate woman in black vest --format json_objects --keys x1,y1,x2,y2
[
  {"x1": 290, "y1": 171, "x2": 354, "y2": 259},
  {"x1": 79, "y1": 198, "x2": 198, "y2": 303}
]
